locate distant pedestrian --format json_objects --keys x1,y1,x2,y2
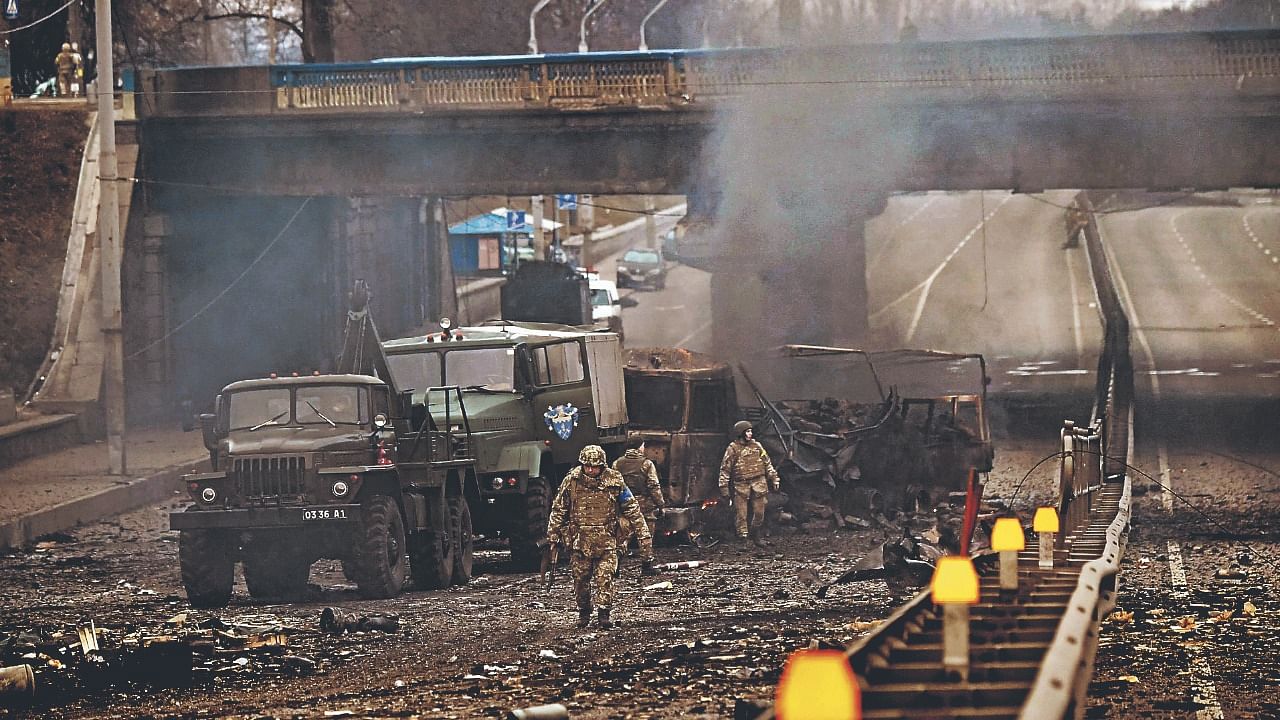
[
  {"x1": 718, "y1": 421, "x2": 781, "y2": 546},
  {"x1": 55, "y1": 43, "x2": 75, "y2": 97},
  {"x1": 69, "y1": 43, "x2": 83, "y2": 97},
  {"x1": 547, "y1": 445, "x2": 655, "y2": 630}
]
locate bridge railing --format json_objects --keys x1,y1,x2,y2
[{"x1": 135, "y1": 29, "x2": 1280, "y2": 119}]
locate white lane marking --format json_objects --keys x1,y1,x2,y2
[
  {"x1": 1100, "y1": 214, "x2": 1226, "y2": 720},
  {"x1": 1064, "y1": 248, "x2": 1085, "y2": 368},
  {"x1": 1166, "y1": 540, "x2": 1189, "y2": 590},
  {"x1": 1241, "y1": 212, "x2": 1279, "y2": 265},
  {"x1": 870, "y1": 194, "x2": 1014, "y2": 344},
  {"x1": 674, "y1": 319, "x2": 712, "y2": 349},
  {"x1": 868, "y1": 194, "x2": 940, "y2": 273},
  {"x1": 1170, "y1": 212, "x2": 1276, "y2": 329},
  {"x1": 1159, "y1": 443, "x2": 1174, "y2": 512}
]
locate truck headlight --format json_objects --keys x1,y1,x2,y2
[
  {"x1": 490, "y1": 477, "x2": 504, "y2": 490},
  {"x1": 200, "y1": 487, "x2": 217, "y2": 503},
  {"x1": 331, "y1": 480, "x2": 350, "y2": 498}
]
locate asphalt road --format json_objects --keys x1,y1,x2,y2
[
  {"x1": 866, "y1": 190, "x2": 1103, "y2": 400},
  {"x1": 1098, "y1": 196, "x2": 1280, "y2": 399}
]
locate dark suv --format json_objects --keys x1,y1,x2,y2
[{"x1": 615, "y1": 248, "x2": 667, "y2": 290}]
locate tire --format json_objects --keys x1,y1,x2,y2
[
  {"x1": 352, "y1": 495, "x2": 408, "y2": 599},
  {"x1": 509, "y1": 477, "x2": 550, "y2": 571},
  {"x1": 179, "y1": 529, "x2": 234, "y2": 608},
  {"x1": 243, "y1": 544, "x2": 310, "y2": 600},
  {"x1": 451, "y1": 497, "x2": 474, "y2": 585},
  {"x1": 409, "y1": 496, "x2": 454, "y2": 591}
]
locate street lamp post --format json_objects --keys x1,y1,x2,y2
[
  {"x1": 95, "y1": 0, "x2": 126, "y2": 474},
  {"x1": 579, "y1": 0, "x2": 609, "y2": 53},
  {"x1": 638, "y1": 0, "x2": 671, "y2": 52},
  {"x1": 528, "y1": 0, "x2": 551, "y2": 54}
]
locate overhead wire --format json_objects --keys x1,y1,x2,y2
[{"x1": 0, "y1": 0, "x2": 76, "y2": 36}]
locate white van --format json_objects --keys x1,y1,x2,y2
[{"x1": 589, "y1": 278, "x2": 624, "y2": 339}]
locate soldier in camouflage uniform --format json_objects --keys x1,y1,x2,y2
[
  {"x1": 548, "y1": 445, "x2": 656, "y2": 629},
  {"x1": 613, "y1": 436, "x2": 666, "y2": 544},
  {"x1": 718, "y1": 421, "x2": 781, "y2": 546}
]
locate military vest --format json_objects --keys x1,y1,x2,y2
[
  {"x1": 614, "y1": 454, "x2": 649, "y2": 486},
  {"x1": 728, "y1": 441, "x2": 770, "y2": 479}
]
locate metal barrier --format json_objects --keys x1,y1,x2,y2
[{"x1": 136, "y1": 29, "x2": 1280, "y2": 118}]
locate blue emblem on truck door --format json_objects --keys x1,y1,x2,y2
[{"x1": 543, "y1": 403, "x2": 580, "y2": 440}]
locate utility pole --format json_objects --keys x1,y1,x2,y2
[
  {"x1": 96, "y1": 0, "x2": 126, "y2": 474},
  {"x1": 268, "y1": 0, "x2": 277, "y2": 64},
  {"x1": 531, "y1": 195, "x2": 546, "y2": 260}
]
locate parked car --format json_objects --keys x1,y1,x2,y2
[
  {"x1": 589, "y1": 278, "x2": 624, "y2": 339},
  {"x1": 616, "y1": 248, "x2": 667, "y2": 290}
]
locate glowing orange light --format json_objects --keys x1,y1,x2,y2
[{"x1": 776, "y1": 649, "x2": 860, "y2": 720}]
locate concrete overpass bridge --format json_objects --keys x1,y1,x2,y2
[{"x1": 109, "y1": 29, "x2": 1280, "y2": 417}]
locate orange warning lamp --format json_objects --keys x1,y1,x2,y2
[
  {"x1": 991, "y1": 517, "x2": 1025, "y2": 552},
  {"x1": 1033, "y1": 506, "x2": 1059, "y2": 533},
  {"x1": 931, "y1": 556, "x2": 980, "y2": 605},
  {"x1": 775, "y1": 649, "x2": 861, "y2": 720}
]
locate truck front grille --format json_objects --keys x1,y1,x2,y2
[{"x1": 231, "y1": 456, "x2": 307, "y2": 502}]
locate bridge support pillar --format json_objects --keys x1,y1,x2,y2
[{"x1": 709, "y1": 195, "x2": 885, "y2": 362}]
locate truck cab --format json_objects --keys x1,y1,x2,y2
[
  {"x1": 172, "y1": 371, "x2": 476, "y2": 607},
  {"x1": 382, "y1": 322, "x2": 627, "y2": 568}
]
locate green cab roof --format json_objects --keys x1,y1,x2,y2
[
  {"x1": 383, "y1": 321, "x2": 613, "y2": 352},
  {"x1": 223, "y1": 373, "x2": 385, "y2": 392}
]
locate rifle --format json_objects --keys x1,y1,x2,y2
[{"x1": 540, "y1": 538, "x2": 562, "y2": 589}]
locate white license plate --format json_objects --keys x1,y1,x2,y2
[{"x1": 302, "y1": 508, "x2": 349, "y2": 521}]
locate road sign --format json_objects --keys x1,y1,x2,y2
[
  {"x1": 505, "y1": 210, "x2": 526, "y2": 230},
  {"x1": 4, "y1": 0, "x2": 18, "y2": 21},
  {"x1": 556, "y1": 194, "x2": 577, "y2": 211}
]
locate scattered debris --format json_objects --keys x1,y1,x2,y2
[
  {"x1": 319, "y1": 608, "x2": 401, "y2": 634},
  {"x1": 0, "y1": 664, "x2": 35, "y2": 706},
  {"x1": 507, "y1": 702, "x2": 569, "y2": 720}
]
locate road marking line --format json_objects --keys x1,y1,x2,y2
[
  {"x1": 1159, "y1": 443, "x2": 1174, "y2": 512},
  {"x1": 868, "y1": 194, "x2": 939, "y2": 273},
  {"x1": 674, "y1": 319, "x2": 712, "y2": 349},
  {"x1": 1064, "y1": 249, "x2": 1085, "y2": 368},
  {"x1": 1166, "y1": 540, "x2": 1188, "y2": 590},
  {"x1": 871, "y1": 194, "x2": 1014, "y2": 343},
  {"x1": 1170, "y1": 212, "x2": 1276, "y2": 328}
]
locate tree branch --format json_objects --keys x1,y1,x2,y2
[{"x1": 205, "y1": 11, "x2": 305, "y2": 41}]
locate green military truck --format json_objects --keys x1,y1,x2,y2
[
  {"x1": 171, "y1": 283, "x2": 477, "y2": 606},
  {"x1": 382, "y1": 320, "x2": 627, "y2": 569}
]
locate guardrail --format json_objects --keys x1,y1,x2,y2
[{"x1": 134, "y1": 29, "x2": 1280, "y2": 118}]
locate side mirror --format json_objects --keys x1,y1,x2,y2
[{"x1": 198, "y1": 413, "x2": 218, "y2": 452}]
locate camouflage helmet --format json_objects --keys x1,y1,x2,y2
[
  {"x1": 733, "y1": 420, "x2": 753, "y2": 437},
  {"x1": 578, "y1": 444, "x2": 607, "y2": 467}
]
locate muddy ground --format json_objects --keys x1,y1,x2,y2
[
  {"x1": 0, "y1": 108, "x2": 87, "y2": 397},
  {"x1": 1088, "y1": 446, "x2": 1280, "y2": 720},
  {"x1": 0, "y1": 443, "x2": 1060, "y2": 719}
]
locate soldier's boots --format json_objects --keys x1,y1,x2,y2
[
  {"x1": 577, "y1": 609, "x2": 593, "y2": 628},
  {"x1": 597, "y1": 608, "x2": 613, "y2": 630}
]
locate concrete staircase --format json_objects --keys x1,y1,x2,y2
[{"x1": 1, "y1": 112, "x2": 140, "y2": 469}]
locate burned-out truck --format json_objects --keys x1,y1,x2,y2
[
  {"x1": 623, "y1": 348, "x2": 736, "y2": 518},
  {"x1": 382, "y1": 321, "x2": 627, "y2": 569},
  {"x1": 171, "y1": 283, "x2": 477, "y2": 607}
]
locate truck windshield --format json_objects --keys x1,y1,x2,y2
[
  {"x1": 624, "y1": 375, "x2": 685, "y2": 429},
  {"x1": 228, "y1": 388, "x2": 292, "y2": 430},
  {"x1": 296, "y1": 386, "x2": 365, "y2": 425},
  {"x1": 228, "y1": 386, "x2": 366, "y2": 430},
  {"x1": 387, "y1": 348, "x2": 515, "y2": 392},
  {"x1": 446, "y1": 347, "x2": 516, "y2": 390},
  {"x1": 590, "y1": 289, "x2": 612, "y2": 307}
]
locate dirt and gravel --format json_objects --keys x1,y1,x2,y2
[
  {"x1": 0, "y1": 107, "x2": 87, "y2": 398},
  {"x1": 1088, "y1": 445, "x2": 1280, "y2": 720},
  {"x1": 0, "y1": 437, "x2": 1060, "y2": 720}
]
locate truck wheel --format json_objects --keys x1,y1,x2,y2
[
  {"x1": 510, "y1": 476, "x2": 550, "y2": 571},
  {"x1": 244, "y1": 547, "x2": 310, "y2": 600},
  {"x1": 179, "y1": 529, "x2": 234, "y2": 608},
  {"x1": 353, "y1": 495, "x2": 408, "y2": 599},
  {"x1": 409, "y1": 496, "x2": 455, "y2": 590},
  {"x1": 451, "y1": 497, "x2": 474, "y2": 585}
]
